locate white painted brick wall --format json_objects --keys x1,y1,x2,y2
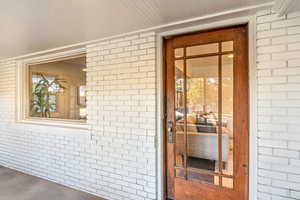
[
  {"x1": 0, "y1": 32, "x2": 156, "y2": 200},
  {"x1": 257, "y1": 9, "x2": 300, "y2": 200}
]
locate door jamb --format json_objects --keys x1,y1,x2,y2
[{"x1": 156, "y1": 16, "x2": 257, "y2": 200}]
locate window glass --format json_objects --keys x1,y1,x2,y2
[{"x1": 29, "y1": 56, "x2": 87, "y2": 121}]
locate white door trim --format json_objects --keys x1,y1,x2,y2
[{"x1": 155, "y1": 15, "x2": 258, "y2": 200}]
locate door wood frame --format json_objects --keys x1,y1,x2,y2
[
  {"x1": 165, "y1": 25, "x2": 249, "y2": 200},
  {"x1": 155, "y1": 16, "x2": 257, "y2": 200}
]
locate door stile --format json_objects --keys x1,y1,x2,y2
[
  {"x1": 165, "y1": 39, "x2": 175, "y2": 199},
  {"x1": 183, "y1": 47, "x2": 188, "y2": 180},
  {"x1": 217, "y1": 41, "x2": 223, "y2": 187}
]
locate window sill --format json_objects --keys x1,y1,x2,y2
[{"x1": 18, "y1": 119, "x2": 89, "y2": 130}]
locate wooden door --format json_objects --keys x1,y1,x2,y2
[{"x1": 165, "y1": 25, "x2": 249, "y2": 200}]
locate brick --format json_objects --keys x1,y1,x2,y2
[
  {"x1": 257, "y1": 29, "x2": 286, "y2": 39},
  {"x1": 259, "y1": 155, "x2": 289, "y2": 164},
  {"x1": 288, "y1": 42, "x2": 300, "y2": 51},
  {"x1": 257, "y1": 54, "x2": 271, "y2": 61},
  {"x1": 259, "y1": 169, "x2": 287, "y2": 180},
  {"x1": 272, "y1": 100, "x2": 300, "y2": 107},
  {"x1": 257, "y1": 23, "x2": 271, "y2": 31},
  {"x1": 258, "y1": 192, "x2": 271, "y2": 200},
  {"x1": 258, "y1": 147, "x2": 273, "y2": 155},
  {"x1": 288, "y1": 141, "x2": 300, "y2": 150},
  {"x1": 258, "y1": 139, "x2": 287, "y2": 148},
  {"x1": 288, "y1": 59, "x2": 300, "y2": 67},
  {"x1": 257, "y1": 45, "x2": 286, "y2": 54},
  {"x1": 290, "y1": 159, "x2": 300, "y2": 166},
  {"x1": 272, "y1": 180, "x2": 300, "y2": 190},
  {"x1": 258, "y1": 185, "x2": 289, "y2": 196},
  {"x1": 272, "y1": 51, "x2": 300, "y2": 61},
  {"x1": 288, "y1": 26, "x2": 300, "y2": 34},
  {"x1": 258, "y1": 176, "x2": 271, "y2": 185},
  {"x1": 272, "y1": 34, "x2": 300, "y2": 44},
  {"x1": 288, "y1": 125, "x2": 300, "y2": 134},
  {"x1": 273, "y1": 149, "x2": 299, "y2": 158},
  {"x1": 291, "y1": 191, "x2": 300, "y2": 199},
  {"x1": 258, "y1": 85, "x2": 271, "y2": 92},
  {"x1": 258, "y1": 77, "x2": 286, "y2": 84},
  {"x1": 273, "y1": 68, "x2": 300, "y2": 76},
  {"x1": 258, "y1": 69, "x2": 272, "y2": 77},
  {"x1": 271, "y1": 164, "x2": 300, "y2": 174},
  {"x1": 272, "y1": 84, "x2": 300, "y2": 91},
  {"x1": 288, "y1": 174, "x2": 300, "y2": 183},
  {"x1": 257, "y1": 60, "x2": 287, "y2": 69},
  {"x1": 258, "y1": 92, "x2": 286, "y2": 100},
  {"x1": 257, "y1": 14, "x2": 285, "y2": 23},
  {"x1": 132, "y1": 38, "x2": 147, "y2": 45},
  {"x1": 257, "y1": 38, "x2": 271, "y2": 46},
  {"x1": 288, "y1": 92, "x2": 300, "y2": 99},
  {"x1": 271, "y1": 18, "x2": 300, "y2": 28},
  {"x1": 287, "y1": 11, "x2": 300, "y2": 19},
  {"x1": 288, "y1": 108, "x2": 300, "y2": 116},
  {"x1": 258, "y1": 108, "x2": 287, "y2": 116}
]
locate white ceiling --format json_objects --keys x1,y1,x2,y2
[{"x1": 0, "y1": 0, "x2": 273, "y2": 59}]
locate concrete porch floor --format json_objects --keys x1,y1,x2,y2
[{"x1": 0, "y1": 166, "x2": 105, "y2": 200}]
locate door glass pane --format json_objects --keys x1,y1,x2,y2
[
  {"x1": 186, "y1": 43, "x2": 219, "y2": 56},
  {"x1": 175, "y1": 48, "x2": 184, "y2": 58},
  {"x1": 175, "y1": 168, "x2": 185, "y2": 179},
  {"x1": 222, "y1": 177, "x2": 234, "y2": 189},
  {"x1": 175, "y1": 59, "x2": 185, "y2": 167},
  {"x1": 188, "y1": 171, "x2": 220, "y2": 186},
  {"x1": 222, "y1": 54, "x2": 234, "y2": 176},
  {"x1": 222, "y1": 41, "x2": 233, "y2": 52},
  {"x1": 185, "y1": 56, "x2": 219, "y2": 185}
]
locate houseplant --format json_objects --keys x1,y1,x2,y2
[{"x1": 30, "y1": 73, "x2": 65, "y2": 118}]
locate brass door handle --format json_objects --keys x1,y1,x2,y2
[{"x1": 167, "y1": 121, "x2": 174, "y2": 143}]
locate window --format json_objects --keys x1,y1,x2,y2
[{"x1": 27, "y1": 55, "x2": 87, "y2": 121}]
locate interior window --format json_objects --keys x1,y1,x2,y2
[{"x1": 28, "y1": 56, "x2": 87, "y2": 121}]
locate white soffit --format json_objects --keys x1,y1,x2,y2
[{"x1": 0, "y1": 0, "x2": 274, "y2": 60}]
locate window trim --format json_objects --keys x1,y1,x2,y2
[{"x1": 16, "y1": 48, "x2": 88, "y2": 129}]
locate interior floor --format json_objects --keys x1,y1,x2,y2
[
  {"x1": 0, "y1": 166, "x2": 105, "y2": 200},
  {"x1": 176, "y1": 150, "x2": 234, "y2": 188}
]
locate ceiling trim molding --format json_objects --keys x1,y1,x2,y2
[
  {"x1": 272, "y1": 0, "x2": 296, "y2": 16},
  {"x1": 3, "y1": 1, "x2": 275, "y2": 61}
]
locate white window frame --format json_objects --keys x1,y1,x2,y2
[{"x1": 16, "y1": 48, "x2": 88, "y2": 130}]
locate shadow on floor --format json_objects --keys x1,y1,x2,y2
[{"x1": 0, "y1": 166, "x2": 105, "y2": 200}]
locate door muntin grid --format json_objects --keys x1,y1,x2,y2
[{"x1": 174, "y1": 41, "x2": 234, "y2": 189}]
